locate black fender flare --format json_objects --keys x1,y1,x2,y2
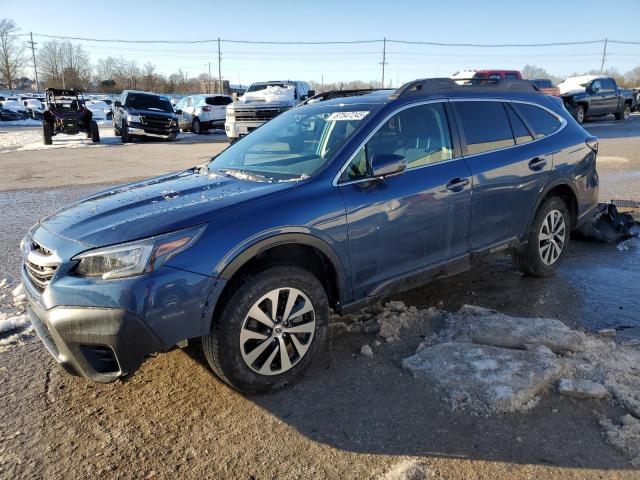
[
  {"x1": 525, "y1": 178, "x2": 579, "y2": 240},
  {"x1": 216, "y1": 231, "x2": 349, "y2": 305}
]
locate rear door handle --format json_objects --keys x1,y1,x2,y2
[
  {"x1": 445, "y1": 177, "x2": 470, "y2": 192},
  {"x1": 528, "y1": 157, "x2": 547, "y2": 171}
]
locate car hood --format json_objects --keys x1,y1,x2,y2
[{"x1": 38, "y1": 168, "x2": 296, "y2": 248}]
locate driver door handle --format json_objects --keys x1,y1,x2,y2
[{"x1": 445, "y1": 177, "x2": 470, "y2": 192}]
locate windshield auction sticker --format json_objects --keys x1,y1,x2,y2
[{"x1": 327, "y1": 111, "x2": 370, "y2": 121}]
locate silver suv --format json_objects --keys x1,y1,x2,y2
[{"x1": 176, "y1": 94, "x2": 233, "y2": 134}]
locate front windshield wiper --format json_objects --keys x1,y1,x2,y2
[{"x1": 218, "y1": 168, "x2": 273, "y2": 183}]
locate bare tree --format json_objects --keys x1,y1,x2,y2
[
  {"x1": 0, "y1": 19, "x2": 27, "y2": 90},
  {"x1": 38, "y1": 40, "x2": 91, "y2": 89},
  {"x1": 521, "y1": 65, "x2": 561, "y2": 85}
]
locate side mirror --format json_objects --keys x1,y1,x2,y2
[
  {"x1": 368, "y1": 153, "x2": 407, "y2": 178},
  {"x1": 175, "y1": 109, "x2": 182, "y2": 115},
  {"x1": 307, "y1": 90, "x2": 316, "y2": 97},
  {"x1": 113, "y1": 100, "x2": 122, "y2": 108}
]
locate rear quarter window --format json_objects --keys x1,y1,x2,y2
[
  {"x1": 513, "y1": 103, "x2": 562, "y2": 139},
  {"x1": 455, "y1": 101, "x2": 515, "y2": 155}
]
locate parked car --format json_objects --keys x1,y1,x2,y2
[
  {"x1": 529, "y1": 79, "x2": 560, "y2": 96},
  {"x1": 558, "y1": 75, "x2": 634, "y2": 124},
  {"x1": 22, "y1": 98, "x2": 45, "y2": 119},
  {"x1": 85, "y1": 100, "x2": 112, "y2": 120},
  {"x1": 1, "y1": 99, "x2": 29, "y2": 117},
  {"x1": 42, "y1": 88, "x2": 99, "y2": 145},
  {"x1": 452, "y1": 69, "x2": 522, "y2": 85},
  {"x1": 112, "y1": 90, "x2": 180, "y2": 142},
  {"x1": 22, "y1": 78, "x2": 599, "y2": 393},
  {"x1": 225, "y1": 80, "x2": 314, "y2": 142},
  {"x1": 0, "y1": 103, "x2": 28, "y2": 121},
  {"x1": 175, "y1": 94, "x2": 232, "y2": 134}
]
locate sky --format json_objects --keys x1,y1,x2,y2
[{"x1": 3, "y1": 0, "x2": 639, "y2": 86}]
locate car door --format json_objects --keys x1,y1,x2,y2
[
  {"x1": 588, "y1": 79, "x2": 607, "y2": 115},
  {"x1": 452, "y1": 100, "x2": 557, "y2": 251},
  {"x1": 338, "y1": 101, "x2": 472, "y2": 298},
  {"x1": 600, "y1": 78, "x2": 619, "y2": 113}
]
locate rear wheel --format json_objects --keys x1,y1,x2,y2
[
  {"x1": 512, "y1": 197, "x2": 570, "y2": 277},
  {"x1": 615, "y1": 104, "x2": 631, "y2": 121},
  {"x1": 42, "y1": 121, "x2": 53, "y2": 145},
  {"x1": 90, "y1": 120, "x2": 100, "y2": 143},
  {"x1": 192, "y1": 118, "x2": 202, "y2": 134},
  {"x1": 202, "y1": 265, "x2": 328, "y2": 393},
  {"x1": 575, "y1": 105, "x2": 586, "y2": 124}
]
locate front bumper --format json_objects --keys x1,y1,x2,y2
[
  {"x1": 129, "y1": 122, "x2": 179, "y2": 139},
  {"x1": 28, "y1": 302, "x2": 163, "y2": 383}
]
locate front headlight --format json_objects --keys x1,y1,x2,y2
[
  {"x1": 72, "y1": 225, "x2": 205, "y2": 280},
  {"x1": 127, "y1": 114, "x2": 141, "y2": 123}
]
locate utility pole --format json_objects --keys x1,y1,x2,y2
[
  {"x1": 217, "y1": 37, "x2": 222, "y2": 93},
  {"x1": 28, "y1": 32, "x2": 40, "y2": 93},
  {"x1": 208, "y1": 61, "x2": 211, "y2": 93},
  {"x1": 599, "y1": 38, "x2": 608, "y2": 74},
  {"x1": 321, "y1": 74, "x2": 324, "y2": 92},
  {"x1": 380, "y1": 37, "x2": 387, "y2": 89}
]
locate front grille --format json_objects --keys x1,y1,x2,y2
[
  {"x1": 24, "y1": 240, "x2": 60, "y2": 292},
  {"x1": 235, "y1": 109, "x2": 283, "y2": 121},
  {"x1": 140, "y1": 115, "x2": 172, "y2": 128}
]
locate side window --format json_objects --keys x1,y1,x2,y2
[
  {"x1": 591, "y1": 80, "x2": 603, "y2": 92},
  {"x1": 455, "y1": 101, "x2": 515, "y2": 155},
  {"x1": 505, "y1": 104, "x2": 534, "y2": 145},
  {"x1": 344, "y1": 103, "x2": 454, "y2": 180},
  {"x1": 602, "y1": 79, "x2": 616, "y2": 92},
  {"x1": 512, "y1": 103, "x2": 562, "y2": 139}
]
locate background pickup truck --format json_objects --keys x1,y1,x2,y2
[
  {"x1": 558, "y1": 75, "x2": 635, "y2": 124},
  {"x1": 224, "y1": 80, "x2": 314, "y2": 142}
]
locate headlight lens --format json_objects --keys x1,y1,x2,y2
[
  {"x1": 127, "y1": 114, "x2": 141, "y2": 123},
  {"x1": 73, "y1": 225, "x2": 205, "y2": 280}
]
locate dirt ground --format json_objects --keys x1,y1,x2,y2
[{"x1": 1, "y1": 116, "x2": 639, "y2": 479}]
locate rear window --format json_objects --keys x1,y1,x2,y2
[
  {"x1": 513, "y1": 103, "x2": 562, "y2": 139},
  {"x1": 205, "y1": 96, "x2": 232, "y2": 106},
  {"x1": 533, "y1": 79, "x2": 552, "y2": 89},
  {"x1": 455, "y1": 101, "x2": 515, "y2": 155}
]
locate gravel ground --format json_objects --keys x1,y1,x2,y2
[{"x1": 0, "y1": 116, "x2": 639, "y2": 479}]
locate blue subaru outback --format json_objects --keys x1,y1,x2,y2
[{"x1": 21, "y1": 78, "x2": 599, "y2": 392}]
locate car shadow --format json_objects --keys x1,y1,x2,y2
[
  {"x1": 582, "y1": 113, "x2": 640, "y2": 139},
  {"x1": 181, "y1": 246, "x2": 637, "y2": 470}
]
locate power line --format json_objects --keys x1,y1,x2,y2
[{"x1": 22, "y1": 33, "x2": 640, "y2": 47}]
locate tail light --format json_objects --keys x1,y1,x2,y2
[
  {"x1": 201, "y1": 106, "x2": 211, "y2": 112},
  {"x1": 586, "y1": 136, "x2": 599, "y2": 153}
]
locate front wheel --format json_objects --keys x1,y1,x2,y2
[
  {"x1": 512, "y1": 197, "x2": 571, "y2": 277},
  {"x1": 121, "y1": 121, "x2": 131, "y2": 143},
  {"x1": 202, "y1": 265, "x2": 328, "y2": 393},
  {"x1": 90, "y1": 120, "x2": 100, "y2": 143}
]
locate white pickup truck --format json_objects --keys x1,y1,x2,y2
[{"x1": 225, "y1": 80, "x2": 314, "y2": 142}]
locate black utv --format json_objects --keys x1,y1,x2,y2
[{"x1": 42, "y1": 88, "x2": 100, "y2": 145}]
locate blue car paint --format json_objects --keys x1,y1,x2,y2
[{"x1": 22, "y1": 87, "x2": 599, "y2": 382}]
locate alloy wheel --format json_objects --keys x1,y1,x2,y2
[
  {"x1": 239, "y1": 287, "x2": 316, "y2": 376},
  {"x1": 539, "y1": 209, "x2": 566, "y2": 265}
]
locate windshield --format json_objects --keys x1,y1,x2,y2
[
  {"x1": 209, "y1": 105, "x2": 373, "y2": 181},
  {"x1": 247, "y1": 83, "x2": 294, "y2": 93},
  {"x1": 126, "y1": 93, "x2": 173, "y2": 112}
]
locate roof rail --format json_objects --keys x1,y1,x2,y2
[
  {"x1": 300, "y1": 88, "x2": 381, "y2": 105},
  {"x1": 390, "y1": 77, "x2": 539, "y2": 99}
]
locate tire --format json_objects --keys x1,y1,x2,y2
[
  {"x1": 202, "y1": 265, "x2": 329, "y2": 393},
  {"x1": 575, "y1": 104, "x2": 586, "y2": 124},
  {"x1": 167, "y1": 132, "x2": 178, "y2": 141},
  {"x1": 512, "y1": 197, "x2": 571, "y2": 278},
  {"x1": 121, "y1": 121, "x2": 131, "y2": 143},
  {"x1": 42, "y1": 121, "x2": 53, "y2": 145},
  {"x1": 615, "y1": 104, "x2": 631, "y2": 121},
  {"x1": 192, "y1": 118, "x2": 202, "y2": 134},
  {"x1": 90, "y1": 120, "x2": 100, "y2": 143}
]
